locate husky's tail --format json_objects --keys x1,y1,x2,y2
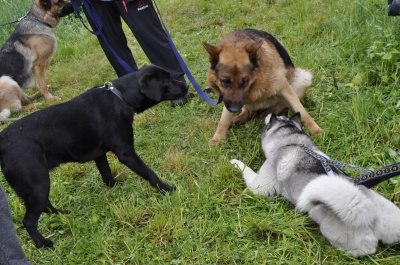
[
  {"x1": 290, "y1": 68, "x2": 312, "y2": 99},
  {"x1": 296, "y1": 175, "x2": 376, "y2": 227}
]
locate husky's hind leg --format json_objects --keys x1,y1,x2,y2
[
  {"x1": 308, "y1": 204, "x2": 378, "y2": 257},
  {"x1": 366, "y1": 189, "x2": 400, "y2": 244}
]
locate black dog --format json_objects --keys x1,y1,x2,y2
[{"x1": 0, "y1": 65, "x2": 188, "y2": 248}]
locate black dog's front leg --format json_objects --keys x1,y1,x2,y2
[
  {"x1": 116, "y1": 150, "x2": 175, "y2": 192},
  {"x1": 95, "y1": 154, "x2": 117, "y2": 187}
]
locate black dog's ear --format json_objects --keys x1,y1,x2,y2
[
  {"x1": 138, "y1": 67, "x2": 169, "y2": 102},
  {"x1": 291, "y1": 112, "x2": 303, "y2": 129}
]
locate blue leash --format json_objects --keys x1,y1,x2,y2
[
  {"x1": 151, "y1": 0, "x2": 220, "y2": 106},
  {"x1": 71, "y1": 0, "x2": 135, "y2": 73},
  {"x1": 71, "y1": 0, "x2": 221, "y2": 106},
  {"x1": 299, "y1": 144, "x2": 400, "y2": 188}
]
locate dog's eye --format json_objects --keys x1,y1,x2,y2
[
  {"x1": 220, "y1": 79, "x2": 231, "y2": 89},
  {"x1": 240, "y1": 78, "x2": 249, "y2": 89}
]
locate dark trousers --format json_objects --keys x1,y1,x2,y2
[
  {"x1": 83, "y1": 0, "x2": 185, "y2": 80},
  {"x1": 0, "y1": 185, "x2": 32, "y2": 265}
]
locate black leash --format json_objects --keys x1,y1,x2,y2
[
  {"x1": 352, "y1": 162, "x2": 400, "y2": 188},
  {"x1": 0, "y1": 15, "x2": 25, "y2": 27},
  {"x1": 299, "y1": 144, "x2": 400, "y2": 188}
]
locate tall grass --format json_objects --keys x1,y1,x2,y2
[{"x1": 0, "y1": 0, "x2": 399, "y2": 264}]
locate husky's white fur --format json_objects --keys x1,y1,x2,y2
[{"x1": 231, "y1": 113, "x2": 400, "y2": 257}]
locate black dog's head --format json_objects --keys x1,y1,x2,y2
[{"x1": 113, "y1": 65, "x2": 189, "y2": 113}]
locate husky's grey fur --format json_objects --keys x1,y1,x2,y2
[{"x1": 231, "y1": 113, "x2": 400, "y2": 257}]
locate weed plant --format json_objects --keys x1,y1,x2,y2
[{"x1": 0, "y1": 0, "x2": 399, "y2": 264}]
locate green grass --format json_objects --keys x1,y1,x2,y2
[{"x1": 1, "y1": 0, "x2": 400, "y2": 264}]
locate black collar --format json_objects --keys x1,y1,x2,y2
[
  {"x1": 33, "y1": 18, "x2": 53, "y2": 28},
  {"x1": 104, "y1": 81, "x2": 125, "y2": 103}
]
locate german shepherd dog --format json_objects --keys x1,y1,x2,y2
[
  {"x1": 0, "y1": 0, "x2": 74, "y2": 119},
  {"x1": 203, "y1": 29, "x2": 322, "y2": 146},
  {"x1": 0, "y1": 65, "x2": 188, "y2": 248},
  {"x1": 231, "y1": 113, "x2": 400, "y2": 256}
]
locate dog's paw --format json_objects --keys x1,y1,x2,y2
[
  {"x1": 346, "y1": 234, "x2": 378, "y2": 257},
  {"x1": 35, "y1": 238, "x2": 54, "y2": 248},
  {"x1": 209, "y1": 138, "x2": 222, "y2": 147},
  {"x1": 230, "y1": 159, "x2": 246, "y2": 171},
  {"x1": 308, "y1": 123, "x2": 322, "y2": 135},
  {"x1": 157, "y1": 183, "x2": 176, "y2": 193}
]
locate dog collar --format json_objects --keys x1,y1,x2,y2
[
  {"x1": 31, "y1": 17, "x2": 53, "y2": 28},
  {"x1": 104, "y1": 81, "x2": 125, "y2": 102}
]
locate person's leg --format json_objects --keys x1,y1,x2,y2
[
  {"x1": 82, "y1": 1, "x2": 138, "y2": 77},
  {"x1": 117, "y1": 0, "x2": 194, "y2": 106},
  {"x1": 0, "y1": 185, "x2": 32, "y2": 265},
  {"x1": 117, "y1": 0, "x2": 185, "y2": 81}
]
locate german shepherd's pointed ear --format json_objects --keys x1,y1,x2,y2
[
  {"x1": 291, "y1": 112, "x2": 303, "y2": 129},
  {"x1": 245, "y1": 40, "x2": 263, "y2": 67},
  {"x1": 202, "y1": 42, "x2": 221, "y2": 69},
  {"x1": 245, "y1": 40, "x2": 263, "y2": 55}
]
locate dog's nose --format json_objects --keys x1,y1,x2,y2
[{"x1": 225, "y1": 104, "x2": 242, "y2": 113}]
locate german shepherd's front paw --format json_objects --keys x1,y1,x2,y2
[
  {"x1": 43, "y1": 93, "x2": 61, "y2": 101},
  {"x1": 308, "y1": 123, "x2": 322, "y2": 135},
  {"x1": 209, "y1": 138, "x2": 222, "y2": 146},
  {"x1": 42, "y1": 85, "x2": 61, "y2": 100}
]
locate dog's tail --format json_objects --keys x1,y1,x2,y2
[
  {"x1": 296, "y1": 175, "x2": 376, "y2": 227},
  {"x1": 290, "y1": 68, "x2": 312, "y2": 99}
]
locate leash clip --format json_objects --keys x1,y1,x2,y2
[
  {"x1": 104, "y1": 81, "x2": 113, "y2": 90},
  {"x1": 104, "y1": 81, "x2": 125, "y2": 102}
]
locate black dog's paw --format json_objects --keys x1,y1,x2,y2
[
  {"x1": 106, "y1": 179, "x2": 123, "y2": 187},
  {"x1": 158, "y1": 183, "x2": 176, "y2": 193},
  {"x1": 36, "y1": 238, "x2": 54, "y2": 248}
]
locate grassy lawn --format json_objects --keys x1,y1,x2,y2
[{"x1": 1, "y1": 0, "x2": 400, "y2": 264}]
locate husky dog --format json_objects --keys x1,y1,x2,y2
[
  {"x1": 0, "y1": 0, "x2": 74, "y2": 119},
  {"x1": 203, "y1": 29, "x2": 321, "y2": 146},
  {"x1": 231, "y1": 113, "x2": 400, "y2": 256}
]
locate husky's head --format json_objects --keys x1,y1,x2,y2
[{"x1": 261, "y1": 113, "x2": 305, "y2": 150}]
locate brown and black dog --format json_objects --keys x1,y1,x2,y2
[
  {"x1": 203, "y1": 29, "x2": 322, "y2": 146},
  {"x1": 0, "y1": 0, "x2": 74, "y2": 119}
]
